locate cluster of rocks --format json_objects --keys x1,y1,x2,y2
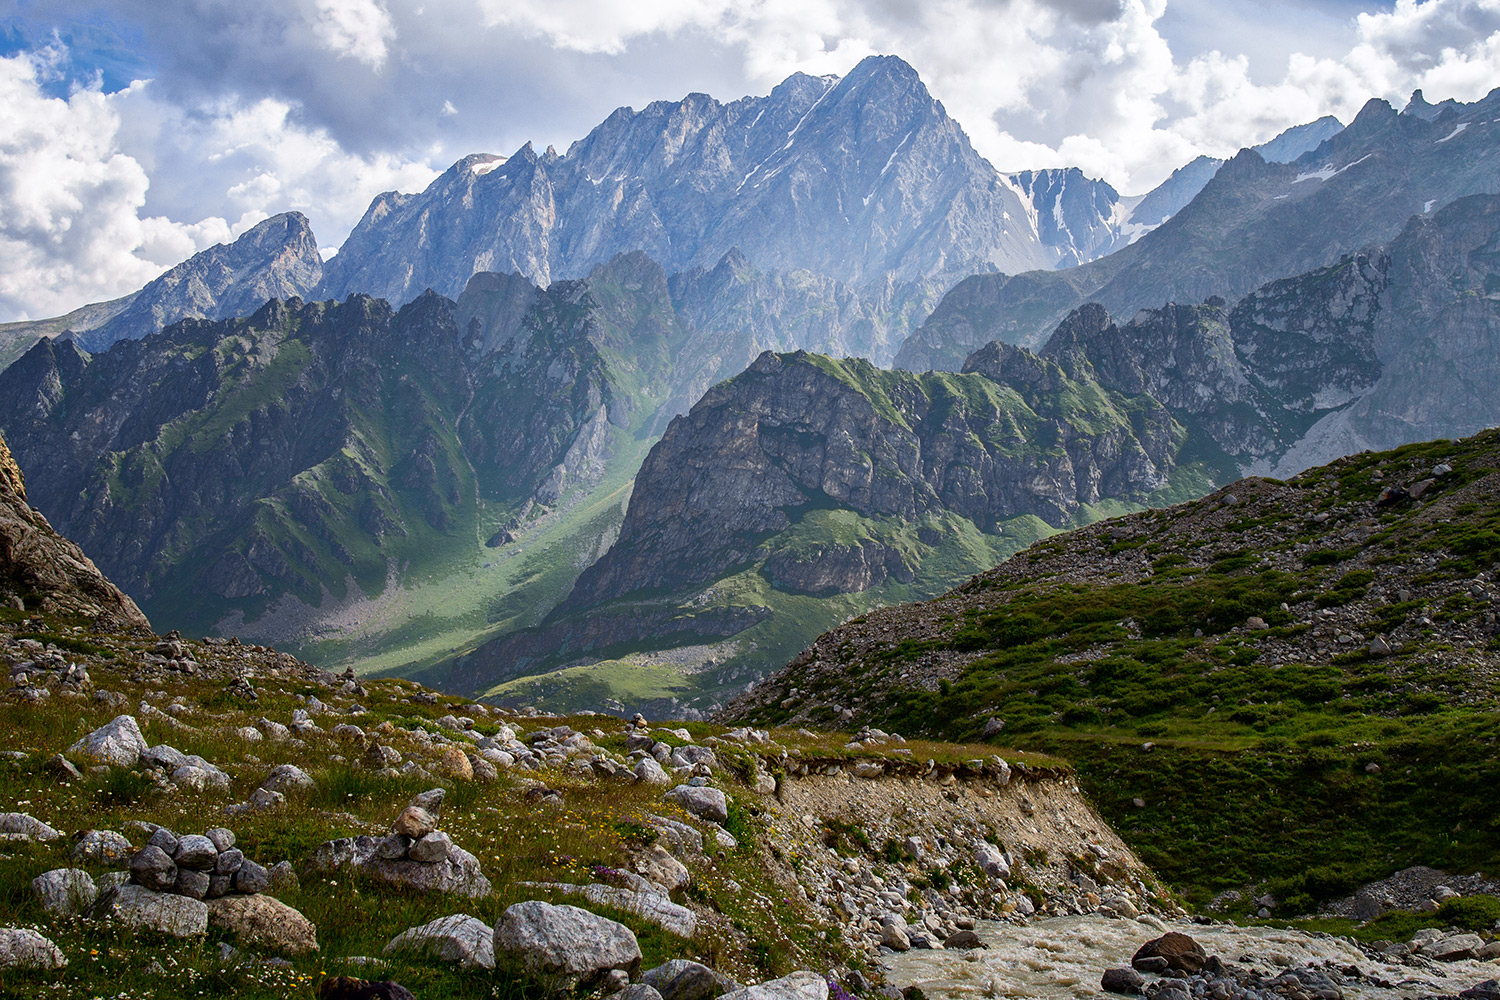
[
  {"x1": 307, "y1": 788, "x2": 492, "y2": 898},
  {"x1": 127, "y1": 826, "x2": 270, "y2": 900},
  {"x1": 63, "y1": 714, "x2": 231, "y2": 794},
  {"x1": 1102, "y1": 930, "x2": 1500, "y2": 1000},
  {"x1": 1323, "y1": 866, "x2": 1500, "y2": 922},
  {"x1": 6, "y1": 637, "x2": 90, "y2": 701},
  {"x1": 379, "y1": 896, "x2": 820, "y2": 1000}
]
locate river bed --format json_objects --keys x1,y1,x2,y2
[{"x1": 880, "y1": 915, "x2": 1496, "y2": 1000}]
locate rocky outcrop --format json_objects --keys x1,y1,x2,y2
[
  {"x1": 895, "y1": 90, "x2": 1500, "y2": 368},
  {"x1": 321, "y1": 56, "x2": 1054, "y2": 307},
  {"x1": 562, "y1": 348, "x2": 1180, "y2": 609},
  {"x1": 0, "y1": 430, "x2": 149, "y2": 628}
]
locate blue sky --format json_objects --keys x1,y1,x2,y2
[{"x1": 0, "y1": 0, "x2": 1497, "y2": 322}]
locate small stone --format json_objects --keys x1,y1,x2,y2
[
  {"x1": 173, "y1": 835, "x2": 218, "y2": 871},
  {"x1": 267, "y1": 861, "x2": 299, "y2": 895},
  {"x1": 375, "y1": 834, "x2": 411, "y2": 860},
  {"x1": 234, "y1": 859, "x2": 269, "y2": 895},
  {"x1": 72, "y1": 829, "x2": 133, "y2": 863},
  {"x1": 1102, "y1": 967, "x2": 1145, "y2": 994},
  {"x1": 392, "y1": 806, "x2": 436, "y2": 840},
  {"x1": 175, "y1": 868, "x2": 211, "y2": 900},
  {"x1": 43, "y1": 754, "x2": 82, "y2": 782},
  {"x1": 205, "y1": 828, "x2": 236, "y2": 852},
  {"x1": 215, "y1": 849, "x2": 245, "y2": 875},
  {"x1": 259, "y1": 764, "x2": 315, "y2": 794},
  {"x1": 409, "y1": 831, "x2": 453, "y2": 863},
  {"x1": 148, "y1": 827, "x2": 180, "y2": 854},
  {"x1": 130, "y1": 845, "x2": 177, "y2": 892}
]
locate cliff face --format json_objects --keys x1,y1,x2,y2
[
  {"x1": 0, "y1": 430, "x2": 150, "y2": 629},
  {"x1": 563, "y1": 349, "x2": 1181, "y2": 610}
]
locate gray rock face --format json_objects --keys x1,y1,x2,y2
[
  {"x1": 384, "y1": 913, "x2": 495, "y2": 969},
  {"x1": 0, "y1": 927, "x2": 67, "y2": 969},
  {"x1": 321, "y1": 56, "x2": 1055, "y2": 308},
  {"x1": 635, "y1": 757, "x2": 671, "y2": 786},
  {"x1": 68, "y1": 213, "x2": 323, "y2": 354},
  {"x1": 494, "y1": 901, "x2": 642, "y2": 982},
  {"x1": 68, "y1": 715, "x2": 148, "y2": 767},
  {"x1": 31, "y1": 868, "x2": 98, "y2": 916},
  {"x1": 95, "y1": 884, "x2": 208, "y2": 937},
  {"x1": 665, "y1": 786, "x2": 729, "y2": 825}
]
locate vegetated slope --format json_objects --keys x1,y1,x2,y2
[
  {"x1": 445, "y1": 340, "x2": 1222, "y2": 709},
  {"x1": 894, "y1": 90, "x2": 1500, "y2": 370},
  {"x1": 0, "y1": 250, "x2": 950, "y2": 677},
  {"x1": 725, "y1": 430, "x2": 1500, "y2": 913},
  {"x1": 0, "y1": 213, "x2": 323, "y2": 370}
]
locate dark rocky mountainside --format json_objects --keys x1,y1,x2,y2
[
  {"x1": 724, "y1": 429, "x2": 1500, "y2": 913},
  {"x1": 446, "y1": 336, "x2": 1211, "y2": 699},
  {"x1": 895, "y1": 91, "x2": 1500, "y2": 370},
  {"x1": 319, "y1": 56, "x2": 1056, "y2": 306},
  {"x1": 0, "y1": 214, "x2": 323, "y2": 372},
  {"x1": 0, "y1": 431, "x2": 149, "y2": 630}
]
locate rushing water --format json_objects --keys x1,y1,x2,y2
[{"x1": 881, "y1": 915, "x2": 1495, "y2": 1000}]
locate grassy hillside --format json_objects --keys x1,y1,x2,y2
[{"x1": 728, "y1": 431, "x2": 1500, "y2": 912}]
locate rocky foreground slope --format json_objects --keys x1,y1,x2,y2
[{"x1": 726, "y1": 429, "x2": 1500, "y2": 914}]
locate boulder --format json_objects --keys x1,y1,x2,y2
[
  {"x1": 1133, "y1": 932, "x2": 1207, "y2": 973},
  {"x1": 68, "y1": 715, "x2": 148, "y2": 767},
  {"x1": 96, "y1": 884, "x2": 208, "y2": 937},
  {"x1": 973, "y1": 842, "x2": 1009, "y2": 879},
  {"x1": 392, "y1": 806, "x2": 436, "y2": 840},
  {"x1": 0, "y1": 812, "x2": 62, "y2": 841},
  {"x1": 208, "y1": 894, "x2": 319, "y2": 955},
  {"x1": 665, "y1": 785, "x2": 729, "y2": 825},
  {"x1": 1102, "y1": 968, "x2": 1145, "y2": 995},
  {"x1": 635, "y1": 844, "x2": 692, "y2": 892},
  {"x1": 1420, "y1": 933, "x2": 1485, "y2": 961},
  {"x1": 635, "y1": 758, "x2": 672, "y2": 786},
  {"x1": 383, "y1": 913, "x2": 495, "y2": 969},
  {"x1": 617, "y1": 987, "x2": 665, "y2": 1000},
  {"x1": 31, "y1": 868, "x2": 97, "y2": 916},
  {"x1": 71, "y1": 829, "x2": 133, "y2": 863},
  {"x1": 881, "y1": 922, "x2": 911, "y2": 951},
  {"x1": 720, "y1": 971, "x2": 829, "y2": 1000},
  {"x1": 494, "y1": 901, "x2": 642, "y2": 983},
  {"x1": 0, "y1": 927, "x2": 67, "y2": 969},
  {"x1": 641, "y1": 959, "x2": 739, "y2": 1000},
  {"x1": 173, "y1": 834, "x2": 219, "y2": 870},
  {"x1": 130, "y1": 845, "x2": 177, "y2": 892},
  {"x1": 438, "y1": 746, "x2": 474, "y2": 781},
  {"x1": 944, "y1": 930, "x2": 983, "y2": 950},
  {"x1": 363, "y1": 844, "x2": 491, "y2": 898},
  {"x1": 175, "y1": 868, "x2": 211, "y2": 899},
  {"x1": 234, "y1": 858, "x2": 270, "y2": 895},
  {"x1": 260, "y1": 764, "x2": 315, "y2": 794}
]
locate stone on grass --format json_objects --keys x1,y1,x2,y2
[
  {"x1": 664, "y1": 785, "x2": 728, "y2": 825},
  {"x1": 0, "y1": 813, "x2": 61, "y2": 841},
  {"x1": 260, "y1": 764, "x2": 315, "y2": 794},
  {"x1": 363, "y1": 845, "x2": 490, "y2": 898},
  {"x1": 68, "y1": 715, "x2": 148, "y2": 767},
  {"x1": 618, "y1": 988, "x2": 666, "y2": 1000},
  {"x1": 0, "y1": 928, "x2": 67, "y2": 969},
  {"x1": 96, "y1": 884, "x2": 207, "y2": 937},
  {"x1": 494, "y1": 901, "x2": 642, "y2": 984},
  {"x1": 383, "y1": 914, "x2": 494, "y2": 969},
  {"x1": 32, "y1": 868, "x2": 98, "y2": 916},
  {"x1": 71, "y1": 829, "x2": 133, "y2": 863},
  {"x1": 635, "y1": 758, "x2": 671, "y2": 786},
  {"x1": 208, "y1": 894, "x2": 318, "y2": 955},
  {"x1": 247, "y1": 787, "x2": 286, "y2": 810},
  {"x1": 635, "y1": 844, "x2": 691, "y2": 892},
  {"x1": 641, "y1": 958, "x2": 739, "y2": 1000},
  {"x1": 438, "y1": 746, "x2": 473, "y2": 781},
  {"x1": 267, "y1": 861, "x2": 299, "y2": 894},
  {"x1": 720, "y1": 971, "x2": 828, "y2": 1000}
]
